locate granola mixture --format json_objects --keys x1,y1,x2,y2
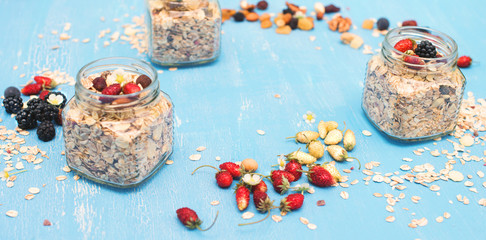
[
  {"x1": 362, "y1": 55, "x2": 465, "y2": 139},
  {"x1": 147, "y1": 0, "x2": 221, "y2": 65},
  {"x1": 63, "y1": 70, "x2": 173, "y2": 186}
]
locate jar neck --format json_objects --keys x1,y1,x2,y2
[
  {"x1": 75, "y1": 57, "x2": 160, "y2": 111},
  {"x1": 381, "y1": 27, "x2": 458, "y2": 71},
  {"x1": 150, "y1": 0, "x2": 211, "y2": 12}
]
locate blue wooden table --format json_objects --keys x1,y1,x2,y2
[{"x1": 1, "y1": 0, "x2": 485, "y2": 239}]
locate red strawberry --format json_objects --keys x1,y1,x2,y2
[
  {"x1": 284, "y1": 160, "x2": 302, "y2": 181},
  {"x1": 239, "y1": 191, "x2": 275, "y2": 226},
  {"x1": 272, "y1": 176, "x2": 291, "y2": 194},
  {"x1": 39, "y1": 90, "x2": 50, "y2": 100},
  {"x1": 307, "y1": 165, "x2": 336, "y2": 187},
  {"x1": 219, "y1": 162, "x2": 241, "y2": 178},
  {"x1": 394, "y1": 39, "x2": 415, "y2": 53},
  {"x1": 176, "y1": 207, "x2": 218, "y2": 231},
  {"x1": 235, "y1": 185, "x2": 250, "y2": 211},
  {"x1": 251, "y1": 180, "x2": 267, "y2": 193},
  {"x1": 403, "y1": 54, "x2": 425, "y2": 69},
  {"x1": 402, "y1": 20, "x2": 417, "y2": 27},
  {"x1": 34, "y1": 76, "x2": 53, "y2": 89},
  {"x1": 280, "y1": 193, "x2": 304, "y2": 213},
  {"x1": 21, "y1": 83, "x2": 42, "y2": 96},
  {"x1": 123, "y1": 82, "x2": 141, "y2": 94},
  {"x1": 457, "y1": 56, "x2": 472, "y2": 68},
  {"x1": 270, "y1": 170, "x2": 295, "y2": 183},
  {"x1": 215, "y1": 171, "x2": 233, "y2": 188},
  {"x1": 101, "y1": 84, "x2": 122, "y2": 95}
]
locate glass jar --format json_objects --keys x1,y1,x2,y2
[
  {"x1": 63, "y1": 57, "x2": 174, "y2": 188},
  {"x1": 362, "y1": 27, "x2": 465, "y2": 141},
  {"x1": 146, "y1": 0, "x2": 221, "y2": 66}
]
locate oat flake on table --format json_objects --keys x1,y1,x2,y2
[{"x1": 189, "y1": 154, "x2": 201, "y2": 161}]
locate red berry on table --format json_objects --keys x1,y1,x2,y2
[
  {"x1": 235, "y1": 185, "x2": 250, "y2": 211},
  {"x1": 270, "y1": 170, "x2": 295, "y2": 183},
  {"x1": 251, "y1": 180, "x2": 267, "y2": 193},
  {"x1": 21, "y1": 83, "x2": 42, "y2": 96},
  {"x1": 101, "y1": 84, "x2": 122, "y2": 95},
  {"x1": 219, "y1": 162, "x2": 241, "y2": 178},
  {"x1": 39, "y1": 90, "x2": 50, "y2": 100},
  {"x1": 280, "y1": 193, "x2": 304, "y2": 213},
  {"x1": 284, "y1": 160, "x2": 302, "y2": 181},
  {"x1": 272, "y1": 176, "x2": 291, "y2": 194},
  {"x1": 215, "y1": 171, "x2": 233, "y2": 188},
  {"x1": 176, "y1": 207, "x2": 218, "y2": 231},
  {"x1": 123, "y1": 83, "x2": 141, "y2": 94},
  {"x1": 394, "y1": 39, "x2": 415, "y2": 53},
  {"x1": 238, "y1": 190, "x2": 275, "y2": 226},
  {"x1": 402, "y1": 20, "x2": 418, "y2": 26},
  {"x1": 307, "y1": 165, "x2": 336, "y2": 187},
  {"x1": 34, "y1": 76, "x2": 53, "y2": 88},
  {"x1": 457, "y1": 56, "x2": 472, "y2": 68}
]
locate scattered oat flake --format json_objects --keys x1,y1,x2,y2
[
  {"x1": 51, "y1": 45, "x2": 60, "y2": 50},
  {"x1": 386, "y1": 205, "x2": 394, "y2": 213},
  {"x1": 373, "y1": 193, "x2": 383, "y2": 198},
  {"x1": 256, "y1": 130, "x2": 265, "y2": 135},
  {"x1": 340, "y1": 191, "x2": 349, "y2": 199},
  {"x1": 38, "y1": 34, "x2": 44, "y2": 39},
  {"x1": 307, "y1": 223, "x2": 317, "y2": 230},
  {"x1": 316, "y1": 200, "x2": 326, "y2": 206},
  {"x1": 196, "y1": 146, "x2": 206, "y2": 152},
  {"x1": 6, "y1": 210, "x2": 18, "y2": 218},
  {"x1": 430, "y1": 150, "x2": 440, "y2": 157},
  {"x1": 82, "y1": 38, "x2": 91, "y2": 43},
  {"x1": 477, "y1": 171, "x2": 484, "y2": 178},
  {"x1": 166, "y1": 160, "x2": 174, "y2": 165},
  {"x1": 464, "y1": 181, "x2": 474, "y2": 187},
  {"x1": 169, "y1": 67, "x2": 177, "y2": 71},
  {"x1": 309, "y1": 36, "x2": 316, "y2": 42},
  {"x1": 385, "y1": 216, "x2": 395, "y2": 222},
  {"x1": 459, "y1": 135, "x2": 474, "y2": 147},
  {"x1": 19, "y1": 73, "x2": 26, "y2": 78},
  {"x1": 272, "y1": 215, "x2": 282, "y2": 223},
  {"x1": 56, "y1": 175, "x2": 67, "y2": 181},
  {"x1": 449, "y1": 170, "x2": 464, "y2": 182},
  {"x1": 215, "y1": 156, "x2": 221, "y2": 161},
  {"x1": 59, "y1": 33, "x2": 71, "y2": 40},
  {"x1": 189, "y1": 154, "x2": 201, "y2": 161},
  {"x1": 402, "y1": 157, "x2": 413, "y2": 162},
  {"x1": 13, "y1": 65, "x2": 18, "y2": 70},
  {"x1": 274, "y1": 94, "x2": 281, "y2": 98},
  {"x1": 429, "y1": 185, "x2": 440, "y2": 191},
  {"x1": 483, "y1": 182, "x2": 486, "y2": 188},
  {"x1": 62, "y1": 166, "x2": 71, "y2": 172},
  {"x1": 411, "y1": 196, "x2": 421, "y2": 203},
  {"x1": 28, "y1": 187, "x2": 40, "y2": 194},
  {"x1": 362, "y1": 130, "x2": 372, "y2": 136},
  {"x1": 43, "y1": 219, "x2": 52, "y2": 226},
  {"x1": 241, "y1": 212, "x2": 255, "y2": 220},
  {"x1": 25, "y1": 194, "x2": 35, "y2": 200},
  {"x1": 210, "y1": 200, "x2": 219, "y2": 206},
  {"x1": 73, "y1": 175, "x2": 80, "y2": 181},
  {"x1": 300, "y1": 217, "x2": 309, "y2": 225},
  {"x1": 478, "y1": 198, "x2": 486, "y2": 206}
]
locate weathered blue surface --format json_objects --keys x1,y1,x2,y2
[{"x1": 0, "y1": 0, "x2": 485, "y2": 239}]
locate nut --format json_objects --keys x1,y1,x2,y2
[
  {"x1": 276, "y1": 25, "x2": 292, "y2": 34},
  {"x1": 246, "y1": 12, "x2": 259, "y2": 22}
]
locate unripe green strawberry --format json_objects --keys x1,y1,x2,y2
[
  {"x1": 324, "y1": 129, "x2": 343, "y2": 145},
  {"x1": 322, "y1": 163, "x2": 342, "y2": 182},
  {"x1": 343, "y1": 129, "x2": 356, "y2": 151},
  {"x1": 326, "y1": 145, "x2": 361, "y2": 169},
  {"x1": 286, "y1": 150, "x2": 316, "y2": 165},
  {"x1": 287, "y1": 131, "x2": 319, "y2": 143},
  {"x1": 306, "y1": 140, "x2": 324, "y2": 159}
]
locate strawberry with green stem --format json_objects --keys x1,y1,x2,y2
[
  {"x1": 326, "y1": 145, "x2": 361, "y2": 169},
  {"x1": 191, "y1": 165, "x2": 234, "y2": 188},
  {"x1": 286, "y1": 131, "x2": 319, "y2": 143},
  {"x1": 300, "y1": 165, "x2": 336, "y2": 187},
  {"x1": 176, "y1": 207, "x2": 219, "y2": 231},
  {"x1": 284, "y1": 160, "x2": 302, "y2": 181},
  {"x1": 235, "y1": 184, "x2": 251, "y2": 211},
  {"x1": 239, "y1": 191, "x2": 277, "y2": 226}
]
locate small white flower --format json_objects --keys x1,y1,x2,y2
[
  {"x1": 303, "y1": 111, "x2": 316, "y2": 124},
  {"x1": 277, "y1": 155, "x2": 286, "y2": 170},
  {"x1": 242, "y1": 174, "x2": 261, "y2": 186},
  {"x1": 47, "y1": 94, "x2": 64, "y2": 106}
]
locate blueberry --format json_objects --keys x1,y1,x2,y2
[
  {"x1": 376, "y1": 18, "x2": 389, "y2": 31},
  {"x1": 4, "y1": 86, "x2": 20, "y2": 98},
  {"x1": 289, "y1": 18, "x2": 299, "y2": 30}
]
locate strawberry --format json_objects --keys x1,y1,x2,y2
[
  {"x1": 101, "y1": 84, "x2": 122, "y2": 95},
  {"x1": 280, "y1": 193, "x2": 304, "y2": 213},
  {"x1": 403, "y1": 54, "x2": 425, "y2": 69},
  {"x1": 284, "y1": 160, "x2": 302, "y2": 181},
  {"x1": 21, "y1": 83, "x2": 42, "y2": 96},
  {"x1": 215, "y1": 171, "x2": 233, "y2": 188},
  {"x1": 39, "y1": 90, "x2": 50, "y2": 100},
  {"x1": 34, "y1": 76, "x2": 53, "y2": 89},
  {"x1": 394, "y1": 38, "x2": 415, "y2": 53},
  {"x1": 457, "y1": 56, "x2": 472, "y2": 68},
  {"x1": 251, "y1": 180, "x2": 267, "y2": 193},
  {"x1": 270, "y1": 170, "x2": 295, "y2": 183},
  {"x1": 123, "y1": 82, "x2": 141, "y2": 94},
  {"x1": 176, "y1": 207, "x2": 218, "y2": 231},
  {"x1": 322, "y1": 164, "x2": 342, "y2": 182},
  {"x1": 239, "y1": 191, "x2": 275, "y2": 226},
  {"x1": 307, "y1": 165, "x2": 336, "y2": 187},
  {"x1": 235, "y1": 185, "x2": 250, "y2": 211},
  {"x1": 272, "y1": 176, "x2": 291, "y2": 194},
  {"x1": 219, "y1": 162, "x2": 241, "y2": 178}
]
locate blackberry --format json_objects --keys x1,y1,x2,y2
[
  {"x1": 15, "y1": 109, "x2": 37, "y2": 130},
  {"x1": 4, "y1": 86, "x2": 20, "y2": 98},
  {"x1": 37, "y1": 121, "x2": 56, "y2": 142},
  {"x1": 37, "y1": 104, "x2": 59, "y2": 122},
  {"x1": 45, "y1": 91, "x2": 67, "y2": 108},
  {"x1": 3, "y1": 96, "x2": 23, "y2": 114},
  {"x1": 415, "y1": 40, "x2": 437, "y2": 58},
  {"x1": 27, "y1": 98, "x2": 45, "y2": 109}
]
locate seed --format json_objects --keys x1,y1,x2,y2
[
  {"x1": 25, "y1": 194, "x2": 35, "y2": 200},
  {"x1": 362, "y1": 130, "x2": 372, "y2": 136},
  {"x1": 189, "y1": 154, "x2": 201, "y2": 161},
  {"x1": 6, "y1": 210, "x2": 18, "y2": 218},
  {"x1": 316, "y1": 200, "x2": 326, "y2": 206},
  {"x1": 300, "y1": 217, "x2": 309, "y2": 225},
  {"x1": 56, "y1": 175, "x2": 67, "y2": 181},
  {"x1": 241, "y1": 158, "x2": 258, "y2": 172},
  {"x1": 272, "y1": 215, "x2": 282, "y2": 223},
  {"x1": 256, "y1": 130, "x2": 265, "y2": 135},
  {"x1": 210, "y1": 201, "x2": 220, "y2": 206},
  {"x1": 429, "y1": 185, "x2": 440, "y2": 191},
  {"x1": 307, "y1": 223, "x2": 317, "y2": 230},
  {"x1": 241, "y1": 212, "x2": 255, "y2": 219},
  {"x1": 385, "y1": 216, "x2": 395, "y2": 222},
  {"x1": 340, "y1": 191, "x2": 349, "y2": 199},
  {"x1": 28, "y1": 187, "x2": 40, "y2": 194},
  {"x1": 196, "y1": 146, "x2": 206, "y2": 152}
]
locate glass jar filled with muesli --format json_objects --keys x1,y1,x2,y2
[
  {"x1": 146, "y1": 0, "x2": 221, "y2": 66},
  {"x1": 63, "y1": 57, "x2": 173, "y2": 187},
  {"x1": 362, "y1": 27, "x2": 465, "y2": 141}
]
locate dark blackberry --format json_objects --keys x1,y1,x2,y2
[
  {"x1": 45, "y1": 91, "x2": 67, "y2": 108},
  {"x1": 415, "y1": 40, "x2": 437, "y2": 58},
  {"x1": 37, "y1": 121, "x2": 55, "y2": 142},
  {"x1": 26, "y1": 98, "x2": 45, "y2": 109},
  {"x1": 3, "y1": 96, "x2": 23, "y2": 114},
  {"x1": 15, "y1": 109, "x2": 37, "y2": 130},
  {"x1": 37, "y1": 104, "x2": 59, "y2": 122},
  {"x1": 28, "y1": 100, "x2": 48, "y2": 121},
  {"x1": 233, "y1": 12, "x2": 245, "y2": 22},
  {"x1": 4, "y1": 86, "x2": 20, "y2": 98}
]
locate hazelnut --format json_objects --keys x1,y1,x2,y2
[{"x1": 241, "y1": 158, "x2": 258, "y2": 172}]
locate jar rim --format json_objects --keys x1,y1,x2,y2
[
  {"x1": 383, "y1": 26, "x2": 458, "y2": 63},
  {"x1": 75, "y1": 57, "x2": 159, "y2": 105}
]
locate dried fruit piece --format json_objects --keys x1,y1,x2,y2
[
  {"x1": 246, "y1": 12, "x2": 259, "y2": 22},
  {"x1": 298, "y1": 18, "x2": 314, "y2": 31},
  {"x1": 362, "y1": 19, "x2": 374, "y2": 30},
  {"x1": 402, "y1": 20, "x2": 417, "y2": 26},
  {"x1": 261, "y1": 20, "x2": 272, "y2": 29},
  {"x1": 256, "y1": 1, "x2": 268, "y2": 10},
  {"x1": 325, "y1": 4, "x2": 340, "y2": 13},
  {"x1": 136, "y1": 74, "x2": 152, "y2": 88},
  {"x1": 276, "y1": 25, "x2": 292, "y2": 34}
]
